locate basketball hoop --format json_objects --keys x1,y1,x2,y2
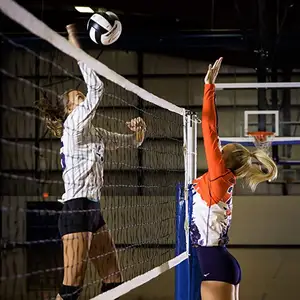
[{"x1": 248, "y1": 131, "x2": 275, "y2": 155}]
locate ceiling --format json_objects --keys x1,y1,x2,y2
[{"x1": 1, "y1": 0, "x2": 300, "y2": 69}]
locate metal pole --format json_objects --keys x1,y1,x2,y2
[
  {"x1": 282, "y1": 68, "x2": 292, "y2": 194},
  {"x1": 183, "y1": 110, "x2": 191, "y2": 259},
  {"x1": 184, "y1": 110, "x2": 198, "y2": 256},
  {"x1": 192, "y1": 114, "x2": 198, "y2": 180},
  {"x1": 282, "y1": 68, "x2": 292, "y2": 153},
  {"x1": 257, "y1": 56, "x2": 268, "y2": 131},
  {"x1": 271, "y1": 68, "x2": 279, "y2": 162}
]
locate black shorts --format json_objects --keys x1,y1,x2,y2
[
  {"x1": 58, "y1": 198, "x2": 106, "y2": 237},
  {"x1": 194, "y1": 246, "x2": 241, "y2": 285}
]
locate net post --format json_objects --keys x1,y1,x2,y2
[
  {"x1": 189, "y1": 113, "x2": 201, "y2": 300},
  {"x1": 185, "y1": 111, "x2": 197, "y2": 256},
  {"x1": 175, "y1": 109, "x2": 192, "y2": 300},
  {"x1": 175, "y1": 110, "x2": 198, "y2": 300},
  {"x1": 244, "y1": 111, "x2": 249, "y2": 136}
]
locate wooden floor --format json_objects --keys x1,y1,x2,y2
[{"x1": 1, "y1": 247, "x2": 300, "y2": 300}]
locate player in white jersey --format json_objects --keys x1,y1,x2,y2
[
  {"x1": 37, "y1": 24, "x2": 146, "y2": 300},
  {"x1": 191, "y1": 58, "x2": 277, "y2": 300}
]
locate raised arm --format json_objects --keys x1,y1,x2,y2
[
  {"x1": 64, "y1": 24, "x2": 104, "y2": 133},
  {"x1": 95, "y1": 128, "x2": 143, "y2": 150},
  {"x1": 69, "y1": 62, "x2": 104, "y2": 130},
  {"x1": 95, "y1": 117, "x2": 146, "y2": 150},
  {"x1": 202, "y1": 58, "x2": 228, "y2": 180},
  {"x1": 202, "y1": 84, "x2": 227, "y2": 179}
]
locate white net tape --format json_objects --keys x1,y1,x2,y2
[{"x1": 0, "y1": 1, "x2": 189, "y2": 300}]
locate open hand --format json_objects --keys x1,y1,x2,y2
[
  {"x1": 204, "y1": 57, "x2": 223, "y2": 84},
  {"x1": 126, "y1": 117, "x2": 146, "y2": 132}
]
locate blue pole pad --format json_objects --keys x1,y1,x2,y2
[
  {"x1": 188, "y1": 186, "x2": 202, "y2": 300},
  {"x1": 175, "y1": 184, "x2": 189, "y2": 300}
]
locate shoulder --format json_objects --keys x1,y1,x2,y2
[{"x1": 222, "y1": 171, "x2": 236, "y2": 185}]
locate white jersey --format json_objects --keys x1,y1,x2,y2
[
  {"x1": 60, "y1": 62, "x2": 142, "y2": 202},
  {"x1": 190, "y1": 186, "x2": 233, "y2": 247}
]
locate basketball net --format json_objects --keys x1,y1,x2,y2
[{"x1": 248, "y1": 131, "x2": 275, "y2": 155}]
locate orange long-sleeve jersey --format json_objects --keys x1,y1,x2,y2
[
  {"x1": 193, "y1": 84, "x2": 236, "y2": 205},
  {"x1": 190, "y1": 84, "x2": 235, "y2": 246}
]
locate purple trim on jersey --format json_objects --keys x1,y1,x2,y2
[
  {"x1": 190, "y1": 221, "x2": 205, "y2": 246},
  {"x1": 190, "y1": 193, "x2": 205, "y2": 246},
  {"x1": 60, "y1": 141, "x2": 66, "y2": 171}
]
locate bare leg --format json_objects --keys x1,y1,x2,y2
[
  {"x1": 235, "y1": 284, "x2": 240, "y2": 300},
  {"x1": 56, "y1": 232, "x2": 92, "y2": 299},
  {"x1": 89, "y1": 225, "x2": 122, "y2": 283},
  {"x1": 201, "y1": 281, "x2": 235, "y2": 300}
]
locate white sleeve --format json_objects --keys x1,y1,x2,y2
[
  {"x1": 64, "y1": 61, "x2": 104, "y2": 133},
  {"x1": 95, "y1": 127, "x2": 143, "y2": 150}
]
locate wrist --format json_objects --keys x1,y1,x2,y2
[
  {"x1": 135, "y1": 130, "x2": 144, "y2": 143},
  {"x1": 66, "y1": 24, "x2": 76, "y2": 33}
]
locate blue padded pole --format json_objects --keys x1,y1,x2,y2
[
  {"x1": 175, "y1": 183, "x2": 189, "y2": 300},
  {"x1": 188, "y1": 186, "x2": 201, "y2": 300}
]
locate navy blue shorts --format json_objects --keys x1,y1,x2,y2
[
  {"x1": 194, "y1": 246, "x2": 241, "y2": 285},
  {"x1": 58, "y1": 198, "x2": 106, "y2": 237}
]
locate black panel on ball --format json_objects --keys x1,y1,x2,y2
[
  {"x1": 89, "y1": 19, "x2": 108, "y2": 34},
  {"x1": 87, "y1": 19, "x2": 106, "y2": 44}
]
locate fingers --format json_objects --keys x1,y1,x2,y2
[
  {"x1": 204, "y1": 57, "x2": 223, "y2": 84},
  {"x1": 212, "y1": 57, "x2": 222, "y2": 71},
  {"x1": 212, "y1": 57, "x2": 223, "y2": 80},
  {"x1": 215, "y1": 57, "x2": 223, "y2": 72},
  {"x1": 126, "y1": 117, "x2": 146, "y2": 131},
  {"x1": 212, "y1": 60, "x2": 218, "y2": 69}
]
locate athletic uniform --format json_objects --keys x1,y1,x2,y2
[
  {"x1": 58, "y1": 61, "x2": 142, "y2": 236},
  {"x1": 190, "y1": 84, "x2": 241, "y2": 285}
]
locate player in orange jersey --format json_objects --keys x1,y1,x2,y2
[{"x1": 190, "y1": 58, "x2": 278, "y2": 300}]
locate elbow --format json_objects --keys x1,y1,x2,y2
[
  {"x1": 201, "y1": 111, "x2": 212, "y2": 123},
  {"x1": 95, "y1": 80, "x2": 104, "y2": 93},
  {"x1": 89, "y1": 77, "x2": 104, "y2": 94},
  {"x1": 201, "y1": 117, "x2": 209, "y2": 125},
  {"x1": 201, "y1": 118, "x2": 213, "y2": 130}
]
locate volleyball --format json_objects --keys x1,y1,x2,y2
[{"x1": 87, "y1": 12, "x2": 122, "y2": 45}]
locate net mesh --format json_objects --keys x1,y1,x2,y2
[
  {"x1": 0, "y1": 9, "x2": 186, "y2": 300},
  {"x1": 248, "y1": 131, "x2": 275, "y2": 155}
]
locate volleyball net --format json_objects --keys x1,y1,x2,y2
[{"x1": 0, "y1": 1, "x2": 198, "y2": 299}]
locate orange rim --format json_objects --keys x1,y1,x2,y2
[{"x1": 248, "y1": 131, "x2": 275, "y2": 142}]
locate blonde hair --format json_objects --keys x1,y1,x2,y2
[
  {"x1": 35, "y1": 90, "x2": 72, "y2": 137},
  {"x1": 229, "y1": 143, "x2": 278, "y2": 191}
]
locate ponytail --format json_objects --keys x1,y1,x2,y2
[
  {"x1": 231, "y1": 145, "x2": 278, "y2": 192},
  {"x1": 35, "y1": 97, "x2": 66, "y2": 138},
  {"x1": 246, "y1": 149, "x2": 278, "y2": 191}
]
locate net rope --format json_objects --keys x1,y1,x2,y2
[{"x1": 0, "y1": 1, "x2": 189, "y2": 299}]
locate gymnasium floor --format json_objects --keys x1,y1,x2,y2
[{"x1": 2, "y1": 246, "x2": 300, "y2": 300}]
